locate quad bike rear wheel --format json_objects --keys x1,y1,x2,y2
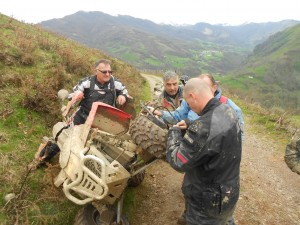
[
  {"x1": 129, "y1": 115, "x2": 167, "y2": 159},
  {"x1": 74, "y1": 204, "x2": 129, "y2": 225}
]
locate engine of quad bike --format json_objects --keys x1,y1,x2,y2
[{"x1": 52, "y1": 102, "x2": 156, "y2": 206}]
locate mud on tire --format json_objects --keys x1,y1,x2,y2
[{"x1": 129, "y1": 115, "x2": 167, "y2": 159}]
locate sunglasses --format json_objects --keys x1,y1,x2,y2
[{"x1": 97, "y1": 69, "x2": 113, "y2": 74}]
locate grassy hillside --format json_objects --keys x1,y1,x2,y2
[
  {"x1": 0, "y1": 14, "x2": 146, "y2": 224},
  {"x1": 218, "y1": 24, "x2": 300, "y2": 112}
]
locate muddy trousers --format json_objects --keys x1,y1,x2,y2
[
  {"x1": 181, "y1": 200, "x2": 236, "y2": 225},
  {"x1": 184, "y1": 198, "x2": 237, "y2": 225}
]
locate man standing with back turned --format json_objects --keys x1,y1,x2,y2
[{"x1": 166, "y1": 78, "x2": 242, "y2": 225}]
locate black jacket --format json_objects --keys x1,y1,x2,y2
[
  {"x1": 166, "y1": 98, "x2": 242, "y2": 212},
  {"x1": 73, "y1": 75, "x2": 128, "y2": 113},
  {"x1": 79, "y1": 75, "x2": 116, "y2": 112}
]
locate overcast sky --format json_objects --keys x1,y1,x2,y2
[{"x1": 1, "y1": 0, "x2": 299, "y2": 25}]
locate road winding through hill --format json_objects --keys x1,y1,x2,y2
[{"x1": 130, "y1": 73, "x2": 300, "y2": 225}]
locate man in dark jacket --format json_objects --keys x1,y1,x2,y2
[
  {"x1": 64, "y1": 59, "x2": 129, "y2": 125},
  {"x1": 166, "y1": 78, "x2": 242, "y2": 225},
  {"x1": 37, "y1": 59, "x2": 129, "y2": 163}
]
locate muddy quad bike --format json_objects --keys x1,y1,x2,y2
[{"x1": 48, "y1": 90, "x2": 167, "y2": 225}]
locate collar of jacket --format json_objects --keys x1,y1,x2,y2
[
  {"x1": 200, "y1": 98, "x2": 221, "y2": 116},
  {"x1": 94, "y1": 75, "x2": 114, "y2": 89},
  {"x1": 214, "y1": 87, "x2": 222, "y2": 100}
]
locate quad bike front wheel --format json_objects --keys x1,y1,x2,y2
[
  {"x1": 74, "y1": 204, "x2": 129, "y2": 225},
  {"x1": 129, "y1": 115, "x2": 167, "y2": 159}
]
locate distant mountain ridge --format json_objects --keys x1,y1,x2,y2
[{"x1": 39, "y1": 11, "x2": 299, "y2": 75}]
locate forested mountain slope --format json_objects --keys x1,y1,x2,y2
[
  {"x1": 39, "y1": 11, "x2": 299, "y2": 75},
  {"x1": 219, "y1": 24, "x2": 300, "y2": 111}
]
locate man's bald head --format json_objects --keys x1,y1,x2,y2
[
  {"x1": 184, "y1": 78, "x2": 212, "y2": 96},
  {"x1": 198, "y1": 73, "x2": 218, "y2": 94},
  {"x1": 183, "y1": 78, "x2": 214, "y2": 114}
]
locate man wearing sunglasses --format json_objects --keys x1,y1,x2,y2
[{"x1": 68, "y1": 59, "x2": 129, "y2": 125}]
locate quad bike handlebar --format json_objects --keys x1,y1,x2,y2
[{"x1": 140, "y1": 101, "x2": 168, "y2": 129}]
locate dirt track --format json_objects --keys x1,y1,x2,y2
[{"x1": 131, "y1": 74, "x2": 300, "y2": 225}]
